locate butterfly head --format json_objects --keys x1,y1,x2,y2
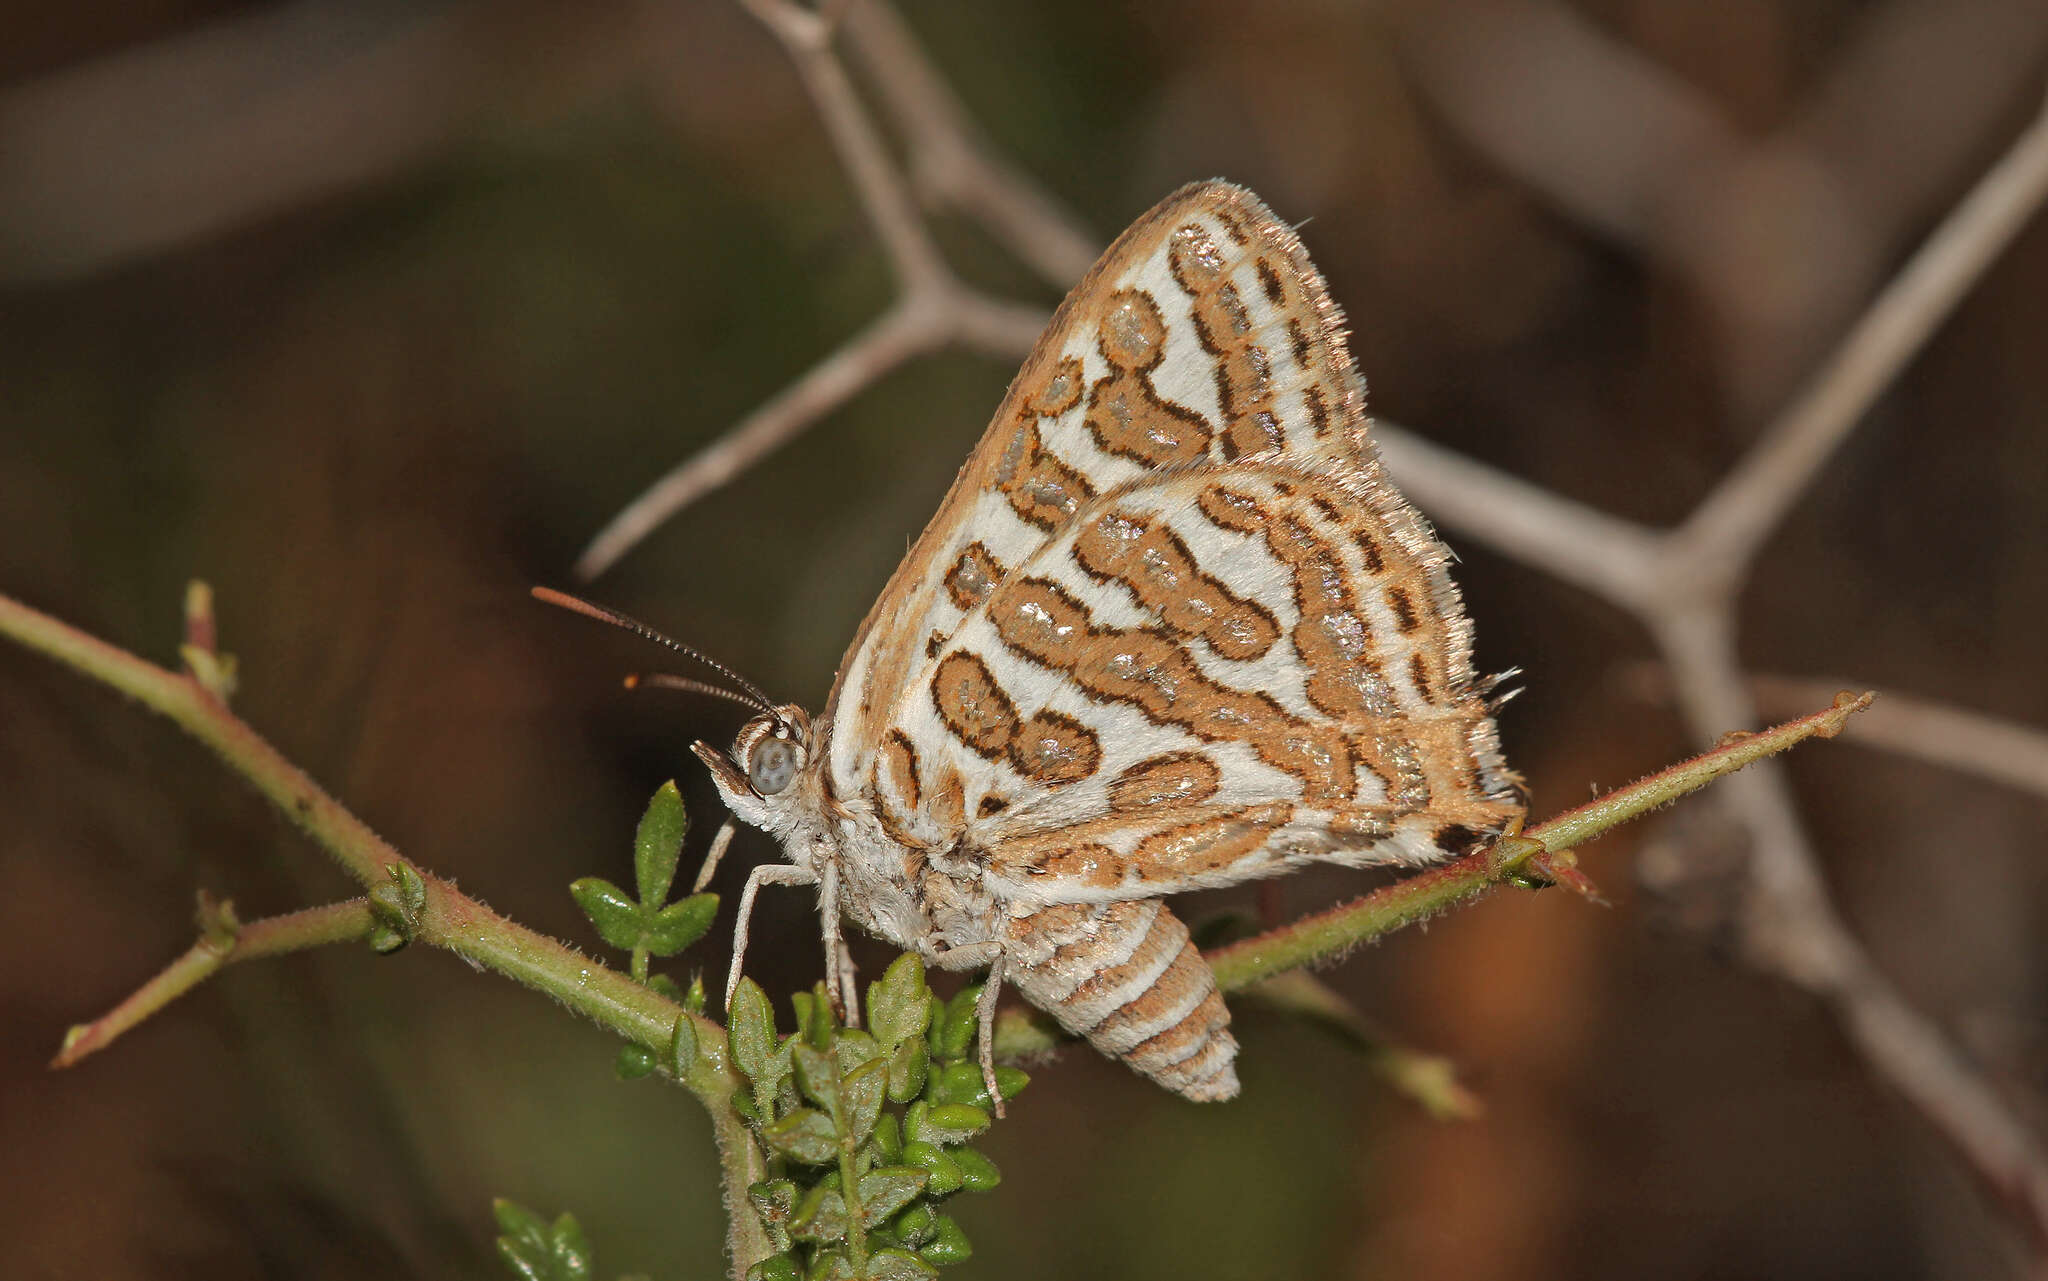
[{"x1": 692, "y1": 704, "x2": 824, "y2": 842}]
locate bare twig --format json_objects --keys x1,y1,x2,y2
[
  {"x1": 1750, "y1": 676, "x2": 2048, "y2": 802},
  {"x1": 52, "y1": 899, "x2": 375, "y2": 1069}
]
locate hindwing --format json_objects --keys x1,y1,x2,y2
[{"x1": 821, "y1": 182, "x2": 1521, "y2": 902}]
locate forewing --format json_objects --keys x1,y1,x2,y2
[{"x1": 822, "y1": 182, "x2": 1521, "y2": 898}]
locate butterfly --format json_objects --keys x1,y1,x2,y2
[{"x1": 572, "y1": 181, "x2": 1524, "y2": 1105}]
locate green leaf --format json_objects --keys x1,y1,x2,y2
[
  {"x1": 840, "y1": 1058, "x2": 885, "y2": 1145},
  {"x1": 867, "y1": 1111, "x2": 903, "y2": 1163},
  {"x1": 493, "y1": 1204, "x2": 594, "y2": 1281},
  {"x1": 992, "y1": 1066, "x2": 1029, "y2": 1101},
  {"x1": 748, "y1": 1179, "x2": 797, "y2": 1254},
  {"x1": 933, "y1": 987, "x2": 980, "y2": 1061},
  {"x1": 886, "y1": 1037, "x2": 928, "y2": 1103},
  {"x1": 746, "y1": 1255, "x2": 801, "y2": 1281},
  {"x1": 633, "y1": 781, "x2": 689, "y2": 907},
  {"x1": 949, "y1": 1146, "x2": 1000, "y2": 1193},
  {"x1": 835, "y1": 1029, "x2": 882, "y2": 1072},
  {"x1": 493, "y1": 1198, "x2": 550, "y2": 1260},
  {"x1": 368, "y1": 863, "x2": 426, "y2": 949},
  {"x1": 918, "y1": 1103, "x2": 990, "y2": 1147},
  {"x1": 918, "y1": 1215, "x2": 971, "y2": 1267},
  {"x1": 807, "y1": 1246, "x2": 857, "y2": 1279},
  {"x1": 925, "y1": 1062, "x2": 992, "y2": 1110},
  {"x1": 684, "y1": 973, "x2": 707, "y2": 1013},
  {"x1": 892, "y1": 1202, "x2": 937, "y2": 1248},
  {"x1": 790, "y1": 1184, "x2": 849, "y2": 1243},
  {"x1": 613, "y1": 1044, "x2": 656, "y2": 1081},
  {"x1": 569, "y1": 878, "x2": 645, "y2": 952},
  {"x1": 792, "y1": 1042, "x2": 839, "y2": 1115},
  {"x1": 866, "y1": 954, "x2": 932, "y2": 1050},
  {"x1": 668, "y1": 1015, "x2": 698, "y2": 1078},
  {"x1": 861, "y1": 1247, "x2": 939, "y2": 1280},
  {"x1": 799, "y1": 982, "x2": 837, "y2": 1048},
  {"x1": 761, "y1": 1107, "x2": 840, "y2": 1165},
  {"x1": 647, "y1": 972, "x2": 682, "y2": 1001},
  {"x1": 729, "y1": 978, "x2": 784, "y2": 1084},
  {"x1": 856, "y1": 1168, "x2": 929, "y2": 1226},
  {"x1": 900, "y1": 1141, "x2": 962, "y2": 1197},
  {"x1": 389, "y1": 862, "x2": 427, "y2": 918},
  {"x1": 643, "y1": 893, "x2": 718, "y2": 955}
]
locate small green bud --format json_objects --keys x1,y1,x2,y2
[{"x1": 614, "y1": 1044, "x2": 656, "y2": 1080}]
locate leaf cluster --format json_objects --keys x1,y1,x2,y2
[
  {"x1": 732, "y1": 955, "x2": 1026, "y2": 1280},
  {"x1": 493, "y1": 1200, "x2": 651, "y2": 1281},
  {"x1": 569, "y1": 783, "x2": 720, "y2": 1078}
]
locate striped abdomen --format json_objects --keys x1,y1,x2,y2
[{"x1": 1007, "y1": 898, "x2": 1238, "y2": 1101}]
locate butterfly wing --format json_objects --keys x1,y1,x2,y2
[{"x1": 822, "y1": 181, "x2": 1521, "y2": 902}]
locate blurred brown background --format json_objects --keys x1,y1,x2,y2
[{"x1": 5, "y1": 2, "x2": 2047, "y2": 1278}]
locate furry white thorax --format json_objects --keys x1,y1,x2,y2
[{"x1": 695, "y1": 713, "x2": 1006, "y2": 972}]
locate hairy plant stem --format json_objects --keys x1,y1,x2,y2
[
  {"x1": 2, "y1": 589, "x2": 773, "y2": 1276},
  {"x1": 5, "y1": 585, "x2": 1867, "y2": 1278},
  {"x1": 993, "y1": 691, "x2": 1873, "y2": 1057}
]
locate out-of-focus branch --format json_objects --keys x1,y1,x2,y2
[
  {"x1": 1666, "y1": 85, "x2": 2048, "y2": 599},
  {"x1": 1375, "y1": 424, "x2": 1660, "y2": 610},
  {"x1": 574, "y1": 0, "x2": 1070, "y2": 579},
  {"x1": 838, "y1": 0, "x2": 1099, "y2": 288},
  {"x1": 1400, "y1": 0, "x2": 2048, "y2": 407},
  {"x1": 1377, "y1": 86, "x2": 2048, "y2": 1258}
]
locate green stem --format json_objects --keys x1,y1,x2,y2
[
  {"x1": 836, "y1": 1071, "x2": 869, "y2": 1267},
  {"x1": 54, "y1": 899, "x2": 376, "y2": 1068},
  {"x1": 993, "y1": 691, "x2": 1874, "y2": 1058},
  {"x1": 1208, "y1": 691, "x2": 1870, "y2": 988},
  {"x1": 1, "y1": 588, "x2": 769, "y2": 1275},
  {"x1": 1240, "y1": 970, "x2": 1480, "y2": 1120}
]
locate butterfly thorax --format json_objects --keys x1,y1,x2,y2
[{"x1": 693, "y1": 706, "x2": 1005, "y2": 964}]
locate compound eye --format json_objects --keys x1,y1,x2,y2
[{"x1": 748, "y1": 736, "x2": 799, "y2": 795}]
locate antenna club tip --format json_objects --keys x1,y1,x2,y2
[{"x1": 622, "y1": 674, "x2": 642, "y2": 689}]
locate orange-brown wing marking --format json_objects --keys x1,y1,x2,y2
[
  {"x1": 930, "y1": 651, "x2": 1018, "y2": 759},
  {"x1": 985, "y1": 575, "x2": 1360, "y2": 802},
  {"x1": 1072, "y1": 509, "x2": 1279, "y2": 661},
  {"x1": 1168, "y1": 224, "x2": 1287, "y2": 459},
  {"x1": 1108, "y1": 752, "x2": 1223, "y2": 810},
  {"x1": 1129, "y1": 803, "x2": 1293, "y2": 882},
  {"x1": 1083, "y1": 289, "x2": 1214, "y2": 468}
]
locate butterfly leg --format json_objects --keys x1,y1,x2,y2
[
  {"x1": 724, "y1": 862, "x2": 820, "y2": 1014},
  {"x1": 931, "y1": 940, "x2": 1011, "y2": 1118},
  {"x1": 817, "y1": 861, "x2": 861, "y2": 1026},
  {"x1": 977, "y1": 951, "x2": 1011, "y2": 1118},
  {"x1": 691, "y1": 816, "x2": 738, "y2": 894}
]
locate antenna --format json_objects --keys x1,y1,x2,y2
[
  {"x1": 625, "y1": 672, "x2": 774, "y2": 715},
  {"x1": 531, "y1": 587, "x2": 781, "y2": 722}
]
